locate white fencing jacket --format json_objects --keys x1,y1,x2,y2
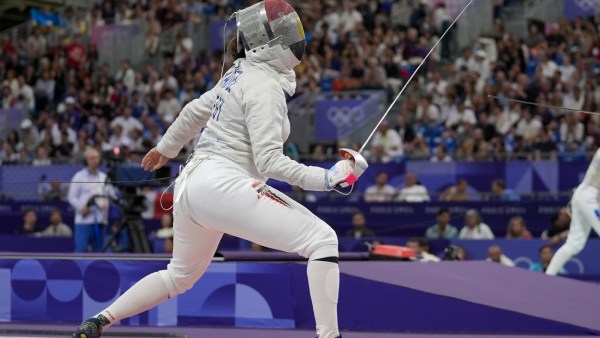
[{"x1": 157, "y1": 45, "x2": 327, "y2": 191}]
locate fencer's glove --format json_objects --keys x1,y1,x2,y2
[{"x1": 302, "y1": 160, "x2": 355, "y2": 191}]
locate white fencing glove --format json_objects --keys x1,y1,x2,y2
[{"x1": 302, "y1": 160, "x2": 355, "y2": 191}]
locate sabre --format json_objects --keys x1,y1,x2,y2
[
  {"x1": 488, "y1": 95, "x2": 600, "y2": 117},
  {"x1": 336, "y1": 0, "x2": 476, "y2": 188}
]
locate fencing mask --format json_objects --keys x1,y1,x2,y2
[{"x1": 235, "y1": 0, "x2": 305, "y2": 66}]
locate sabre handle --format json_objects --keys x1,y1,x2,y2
[{"x1": 336, "y1": 148, "x2": 369, "y2": 189}]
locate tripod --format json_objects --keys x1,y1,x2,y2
[{"x1": 101, "y1": 210, "x2": 152, "y2": 253}]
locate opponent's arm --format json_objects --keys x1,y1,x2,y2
[
  {"x1": 156, "y1": 89, "x2": 217, "y2": 158},
  {"x1": 243, "y1": 76, "x2": 351, "y2": 191}
]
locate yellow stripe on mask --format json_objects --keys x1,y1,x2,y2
[{"x1": 296, "y1": 18, "x2": 305, "y2": 38}]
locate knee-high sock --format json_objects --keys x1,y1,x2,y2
[
  {"x1": 96, "y1": 272, "x2": 170, "y2": 329},
  {"x1": 307, "y1": 260, "x2": 340, "y2": 338},
  {"x1": 546, "y1": 245, "x2": 576, "y2": 276}
]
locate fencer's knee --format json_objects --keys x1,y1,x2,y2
[
  {"x1": 307, "y1": 225, "x2": 339, "y2": 260},
  {"x1": 159, "y1": 266, "x2": 203, "y2": 297}
]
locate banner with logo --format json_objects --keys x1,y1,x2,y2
[
  {"x1": 564, "y1": 0, "x2": 600, "y2": 19},
  {"x1": 91, "y1": 25, "x2": 141, "y2": 50},
  {"x1": 314, "y1": 98, "x2": 378, "y2": 141}
]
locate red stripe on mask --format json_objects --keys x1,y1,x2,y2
[{"x1": 265, "y1": 0, "x2": 295, "y2": 22}]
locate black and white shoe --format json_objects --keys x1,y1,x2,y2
[{"x1": 72, "y1": 315, "x2": 110, "y2": 338}]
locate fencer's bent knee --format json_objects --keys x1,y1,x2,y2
[
  {"x1": 159, "y1": 264, "x2": 206, "y2": 297},
  {"x1": 307, "y1": 224, "x2": 339, "y2": 260}
]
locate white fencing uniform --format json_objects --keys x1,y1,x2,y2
[
  {"x1": 90, "y1": 43, "x2": 342, "y2": 338},
  {"x1": 547, "y1": 149, "x2": 600, "y2": 275},
  {"x1": 78, "y1": 1, "x2": 344, "y2": 336}
]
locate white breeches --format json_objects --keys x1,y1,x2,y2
[{"x1": 159, "y1": 157, "x2": 339, "y2": 297}]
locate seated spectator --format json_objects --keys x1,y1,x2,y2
[
  {"x1": 406, "y1": 237, "x2": 440, "y2": 262},
  {"x1": 345, "y1": 211, "x2": 375, "y2": 239},
  {"x1": 541, "y1": 207, "x2": 571, "y2": 245},
  {"x1": 439, "y1": 179, "x2": 470, "y2": 202},
  {"x1": 459, "y1": 209, "x2": 495, "y2": 239},
  {"x1": 446, "y1": 100, "x2": 476, "y2": 130},
  {"x1": 370, "y1": 120, "x2": 403, "y2": 163},
  {"x1": 486, "y1": 245, "x2": 515, "y2": 267},
  {"x1": 397, "y1": 172, "x2": 430, "y2": 202},
  {"x1": 33, "y1": 146, "x2": 52, "y2": 166},
  {"x1": 39, "y1": 209, "x2": 72, "y2": 237},
  {"x1": 110, "y1": 106, "x2": 143, "y2": 137},
  {"x1": 506, "y1": 216, "x2": 533, "y2": 239},
  {"x1": 430, "y1": 144, "x2": 452, "y2": 162},
  {"x1": 530, "y1": 244, "x2": 563, "y2": 274},
  {"x1": 16, "y1": 208, "x2": 39, "y2": 235},
  {"x1": 155, "y1": 213, "x2": 174, "y2": 239},
  {"x1": 43, "y1": 180, "x2": 66, "y2": 201},
  {"x1": 19, "y1": 118, "x2": 39, "y2": 154},
  {"x1": 364, "y1": 171, "x2": 397, "y2": 202},
  {"x1": 425, "y1": 208, "x2": 458, "y2": 239},
  {"x1": 490, "y1": 179, "x2": 520, "y2": 201}
]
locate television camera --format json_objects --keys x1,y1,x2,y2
[{"x1": 100, "y1": 147, "x2": 172, "y2": 253}]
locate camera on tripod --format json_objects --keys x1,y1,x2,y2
[{"x1": 101, "y1": 147, "x2": 172, "y2": 253}]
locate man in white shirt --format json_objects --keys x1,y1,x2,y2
[
  {"x1": 459, "y1": 209, "x2": 495, "y2": 239},
  {"x1": 446, "y1": 100, "x2": 476, "y2": 129},
  {"x1": 364, "y1": 171, "x2": 397, "y2": 202},
  {"x1": 110, "y1": 106, "x2": 143, "y2": 137},
  {"x1": 454, "y1": 48, "x2": 475, "y2": 73},
  {"x1": 516, "y1": 107, "x2": 542, "y2": 141},
  {"x1": 370, "y1": 120, "x2": 403, "y2": 163},
  {"x1": 17, "y1": 75, "x2": 35, "y2": 112},
  {"x1": 157, "y1": 89, "x2": 182, "y2": 123},
  {"x1": 39, "y1": 209, "x2": 73, "y2": 237},
  {"x1": 115, "y1": 59, "x2": 136, "y2": 91},
  {"x1": 486, "y1": 245, "x2": 515, "y2": 267},
  {"x1": 340, "y1": 2, "x2": 362, "y2": 33},
  {"x1": 407, "y1": 237, "x2": 440, "y2": 262},
  {"x1": 397, "y1": 172, "x2": 430, "y2": 202},
  {"x1": 559, "y1": 56, "x2": 576, "y2": 83},
  {"x1": 68, "y1": 148, "x2": 114, "y2": 252}
]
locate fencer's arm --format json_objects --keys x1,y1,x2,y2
[
  {"x1": 156, "y1": 89, "x2": 217, "y2": 158},
  {"x1": 243, "y1": 76, "x2": 327, "y2": 191}
]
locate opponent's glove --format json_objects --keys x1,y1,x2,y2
[{"x1": 302, "y1": 160, "x2": 355, "y2": 191}]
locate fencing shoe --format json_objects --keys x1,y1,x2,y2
[{"x1": 72, "y1": 315, "x2": 110, "y2": 338}]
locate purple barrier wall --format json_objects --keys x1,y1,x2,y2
[{"x1": 1, "y1": 258, "x2": 599, "y2": 334}]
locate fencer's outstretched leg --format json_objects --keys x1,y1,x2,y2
[{"x1": 73, "y1": 194, "x2": 223, "y2": 338}]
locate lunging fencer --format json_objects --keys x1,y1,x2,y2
[
  {"x1": 546, "y1": 148, "x2": 600, "y2": 275},
  {"x1": 73, "y1": 1, "x2": 363, "y2": 337}
]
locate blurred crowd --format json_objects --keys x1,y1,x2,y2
[{"x1": 0, "y1": 0, "x2": 599, "y2": 166}]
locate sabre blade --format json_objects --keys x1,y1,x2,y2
[
  {"x1": 488, "y1": 95, "x2": 600, "y2": 117},
  {"x1": 358, "y1": 0, "x2": 476, "y2": 153}
]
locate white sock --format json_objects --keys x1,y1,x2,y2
[
  {"x1": 95, "y1": 271, "x2": 170, "y2": 329},
  {"x1": 546, "y1": 245, "x2": 574, "y2": 275},
  {"x1": 307, "y1": 260, "x2": 340, "y2": 338}
]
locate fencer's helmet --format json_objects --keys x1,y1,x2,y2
[{"x1": 235, "y1": 0, "x2": 306, "y2": 64}]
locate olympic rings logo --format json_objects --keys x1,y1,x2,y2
[
  {"x1": 326, "y1": 106, "x2": 366, "y2": 130},
  {"x1": 575, "y1": 0, "x2": 600, "y2": 11},
  {"x1": 513, "y1": 256, "x2": 585, "y2": 274}
]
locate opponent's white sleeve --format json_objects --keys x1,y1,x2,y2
[
  {"x1": 157, "y1": 89, "x2": 217, "y2": 158},
  {"x1": 242, "y1": 75, "x2": 327, "y2": 191}
]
